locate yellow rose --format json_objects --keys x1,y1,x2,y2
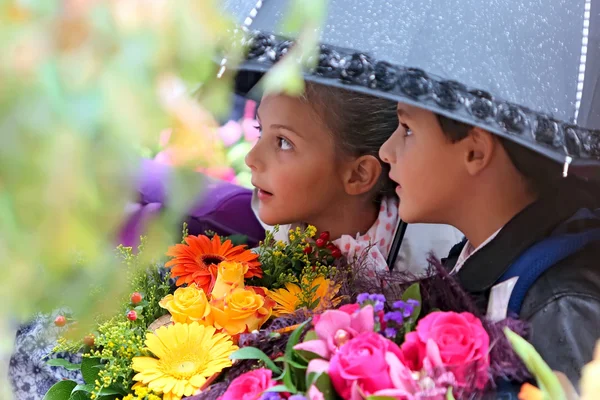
[
  {"x1": 211, "y1": 261, "x2": 247, "y2": 299},
  {"x1": 210, "y1": 287, "x2": 274, "y2": 336},
  {"x1": 159, "y1": 285, "x2": 211, "y2": 324}
]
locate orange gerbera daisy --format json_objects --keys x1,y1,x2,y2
[{"x1": 165, "y1": 235, "x2": 262, "y2": 292}]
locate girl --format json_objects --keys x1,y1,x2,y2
[{"x1": 246, "y1": 82, "x2": 463, "y2": 275}]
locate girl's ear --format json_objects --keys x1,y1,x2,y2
[{"x1": 344, "y1": 155, "x2": 382, "y2": 196}]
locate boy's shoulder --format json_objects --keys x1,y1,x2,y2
[{"x1": 521, "y1": 241, "x2": 600, "y2": 320}]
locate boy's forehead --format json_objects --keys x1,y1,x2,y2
[{"x1": 396, "y1": 103, "x2": 424, "y2": 117}]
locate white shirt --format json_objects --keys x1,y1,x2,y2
[
  {"x1": 251, "y1": 190, "x2": 464, "y2": 275},
  {"x1": 451, "y1": 229, "x2": 502, "y2": 274}
]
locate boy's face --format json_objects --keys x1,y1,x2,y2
[
  {"x1": 379, "y1": 103, "x2": 468, "y2": 224},
  {"x1": 245, "y1": 93, "x2": 349, "y2": 226}
]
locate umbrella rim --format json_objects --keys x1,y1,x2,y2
[{"x1": 224, "y1": 31, "x2": 600, "y2": 176}]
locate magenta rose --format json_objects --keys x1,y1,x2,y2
[
  {"x1": 401, "y1": 311, "x2": 490, "y2": 389},
  {"x1": 329, "y1": 332, "x2": 404, "y2": 399},
  {"x1": 218, "y1": 368, "x2": 277, "y2": 400}
]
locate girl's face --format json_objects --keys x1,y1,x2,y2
[
  {"x1": 245, "y1": 93, "x2": 350, "y2": 226},
  {"x1": 379, "y1": 103, "x2": 467, "y2": 224}
]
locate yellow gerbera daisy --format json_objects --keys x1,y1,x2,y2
[
  {"x1": 269, "y1": 282, "x2": 302, "y2": 316},
  {"x1": 132, "y1": 322, "x2": 238, "y2": 400},
  {"x1": 268, "y1": 276, "x2": 342, "y2": 317}
]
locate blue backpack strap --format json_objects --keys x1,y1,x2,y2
[{"x1": 498, "y1": 227, "x2": 600, "y2": 314}]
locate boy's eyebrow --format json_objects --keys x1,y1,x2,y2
[{"x1": 396, "y1": 107, "x2": 410, "y2": 118}]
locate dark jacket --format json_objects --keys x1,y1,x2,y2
[{"x1": 444, "y1": 186, "x2": 600, "y2": 385}]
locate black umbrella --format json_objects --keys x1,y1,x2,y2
[{"x1": 220, "y1": 0, "x2": 600, "y2": 267}]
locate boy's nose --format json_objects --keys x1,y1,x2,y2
[{"x1": 379, "y1": 134, "x2": 396, "y2": 164}]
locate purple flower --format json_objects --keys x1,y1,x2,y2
[
  {"x1": 260, "y1": 393, "x2": 283, "y2": 400},
  {"x1": 357, "y1": 293, "x2": 370, "y2": 304},
  {"x1": 288, "y1": 395, "x2": 308, "y2": 400},
  {"x1": 383, "y1": 311, "x2": 404, "y2": 324},
  {"x1": 369, "y1": 294, "x2": 386, "y2": 303},
  {"x1": 407, "y1": 299, "x2": 420, "y2": 308},
  {"x1": 393, "y1": 299, "x2": 420, "y2": 318},
  {"x1": 384, "y1": 327, "x2": 397, "y2": 338}
]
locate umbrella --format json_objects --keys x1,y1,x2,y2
[{"x1": 219, "y1": 0, "x2": 600, "y2": 266}]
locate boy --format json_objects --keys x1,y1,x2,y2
[{"x1": 380, "y1": 102, "x2": 600, "y2": 384}]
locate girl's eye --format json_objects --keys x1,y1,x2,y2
[
  {"x1": 277, "y1": 137, "x2": 293, "y2": 150},
  {"x1": 254, "y1": 124, "x2": 262, "y2": 139},
  {"x1": 401, "y1": 123, "x2": 413, "y2": 137}
]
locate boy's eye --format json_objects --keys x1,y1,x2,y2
[
  {"x1": 277, "y1": 137, "x2": 293, "y2": 150},
  {"x1": 401, "y1": 123, "x2": 413, "y2": 137}
]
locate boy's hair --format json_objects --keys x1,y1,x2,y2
[
  {"x1": 302, "y1": 82, "x2": 398, "y2": 202},
  {"x1": 436, "y1": 115, "x2": 563, "y2": 194}
]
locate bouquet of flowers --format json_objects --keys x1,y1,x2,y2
[
  {"x1": 43, "y1": 225, "x2": 346, "y2": 400},
  {"x1": 219, "y1": 288, "x2": 493, "y2": 400}
]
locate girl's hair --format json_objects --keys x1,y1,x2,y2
[{"x1": 302, "y1": 82, "x2": 398, "y2": 202}]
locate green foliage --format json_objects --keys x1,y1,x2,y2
[
  {"x1": 504, "y1": 328, "x2": 566, "y2": 400},
  {"x1": 251, "y1": 225, "x2": 339, "y2": 289}
]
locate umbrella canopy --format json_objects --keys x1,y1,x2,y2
[{"x1": 221, "y1": 0, "x2": 600, "y2": 173}]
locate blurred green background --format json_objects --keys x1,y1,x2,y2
[{"x1": 0, "y1": 0, "x2": 326, "y2": 397}]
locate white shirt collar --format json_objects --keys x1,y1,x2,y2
[{"x1": 451, "y1": 228, "x2": 502, "y2": 274}]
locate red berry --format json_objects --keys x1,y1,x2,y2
[
  {"x1": 131, "y1": 292, "x2": 143, "y2": 305},
  {"x1": 303, "y1": 246, "x2": 313, "y2": 254},
  {"x1": 332, "y1": 249, "x2": 342, "y2": 259},
  {"x1": 54, "y1": 315, "x2": 67, "y2": 327},
  {"x1": 127, "y1": 310, "x2": 138, "y2": 321},
  {"x1": 319, "y1": 231, "x2": 330, "y2": 242},
  {"x1": 83, "y1": 334, "x2": 95, "y2": 347},
  {"x1": 315, "y1": 238, "x2": 325, "y2": 248}
]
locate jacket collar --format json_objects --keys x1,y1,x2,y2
[{"x1": 456, "y1": 186, "x2": 596, "y2": 293}]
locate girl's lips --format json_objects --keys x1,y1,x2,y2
[{"x1": 257, "y1": 188, "x2": 274, "y2": 200}]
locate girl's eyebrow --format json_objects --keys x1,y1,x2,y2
[
  {"x1": 256, "y1": 111, "x2": 303, "y2": 138},
  {"x1": 270, "y1": 124, "x2": 303, "y2": 138}
]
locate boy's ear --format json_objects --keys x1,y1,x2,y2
[
  {"x1": 344, "y1": 155, "x2": 382, "y2": 196},
  {"x1": 462, "y1": 127, "x2": 497, "y2": 176}
]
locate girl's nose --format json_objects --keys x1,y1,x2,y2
[{"x1": 245, "y1": 140, "x2": 263, "y2": 172}]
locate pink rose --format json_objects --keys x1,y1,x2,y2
[
  {"x1": 329, "y1": 332, "x2": 404, "y2": 399},
  {"x1": 218, "y1": 368, "x2": 277, "y2": 400},
  {"x1": 401, "y1": 312, "x2": 490, "y2": 389}
]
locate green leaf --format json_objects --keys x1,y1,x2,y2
[
  {"x1": 285, "y1": 319, "x2": 311, "y2": 358},
  {"x1": 99, "y1": 385, "x2": 128, "y2": 396},
  {"x1": 504, "y1": 328, "x2": 566, "y2": 400},
  {"x1": 46, "y1": 358, "x2": 82, "y2": 371},
  {"x1": 304, "y1": 330, "x2": 318, "y2": 341},
  {"x1": 80, "y1": 357, "x2": 103, "y2": 385},
  {"x1": 401, "y1": 283, "x2": 422, "y2": 320},
  {"x1": 68, "y1": 391, "x2": 89, "y2": 400},
  {"x1": 281, "y1": 365, "x2": 298, "y2": 393},
  {"x1": 366, "y1": 397, "x2": 397, "y2": 400},
  {"x1": 312, "y1": 372, "x2": 336, "y2": 400},
  {"x1": 264, "y1": 384, "x2": 293, "y2": 393},
  {"x1": 72, "y1": 384, "x2": 94, "y2": 393},
  {"x1": 445, "y1": 387, "x2": 456, "y2": 400},
  {"x1": 230, "y1": 347, "x2": 282, "y2": 375},
  {"x1": 43, "y1": 380, "x2": 78, "y2": 400}
]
